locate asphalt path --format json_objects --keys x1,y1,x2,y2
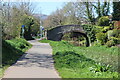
[{"x1": 2, "y1": 40, "x2": 60, "y2": 78}]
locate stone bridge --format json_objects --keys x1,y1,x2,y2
[{"x1": 47, "y1": 25, "x2": 89, "y2": 46}]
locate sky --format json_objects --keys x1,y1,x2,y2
[
  {"x1": 32, "y1": 2, "x2": 65, "y2": 15},
  {"x1": 31, "y1": 1, "x2": 113, "y2": 16},
  {"x1": 2, "y1": 0, "x2": 114, "y2": 15}
]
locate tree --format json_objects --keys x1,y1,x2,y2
[
  {"x1": 43, "y1": 9, "x2": 65, "y2": 29},
  {"x1": 93, "y1": 0, "x2": 110, "y2": 18},
  {"x1": 1, "y1": 2, "x2": 39, "y2": 40},
  {"x1": 22, "y1": 15, "x2": 37, "y2": 40},
  {"x1": 84, "y1": 2, "x2": 95, "y2": 24},
  {"x1": 31, "y1": 18, "x2": 40, "y2": 36},
  {"x1": 112, "y1": 1, "x2": 120, "y2": 21},
  {"x1": 102, "y1": 2, "x2": 110, "y2": 16},
  {"x1": 62, "y1": 2, "x2": 86, "y2": 25}
]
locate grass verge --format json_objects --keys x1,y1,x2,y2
[
  {"x1": 39, "y1": 39, "x2": 119, "y2": 78},
  {"x1": 0, "y1": 38, "x2": 32, "y2": 77}
]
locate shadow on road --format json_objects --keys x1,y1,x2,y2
[{"x1": 13, "y1": 52, "x2": 54, "y2": 69}]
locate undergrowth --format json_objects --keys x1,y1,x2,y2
[{"x1": 39, "y1": 39, "x2": 119, "y2": 78}]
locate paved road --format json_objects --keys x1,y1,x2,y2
[{"x1": 2, "y1": 40, "x2": 60, "y2": 78}]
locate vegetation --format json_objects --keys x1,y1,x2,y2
[
  {"x1": 112, "y1": 1, "x2": 120, "y2": 21},
  {"x1": 43, "y1": 1, "x2": 111, "y2": 28},
  {"x1": 0, "y1": 0, "x2": 120, "y2": 79},
  {"x1": 82, "y1": 24, "x2": 96, "y2": 43},
  {"x1": 96, "y1": 32, "x2": 107, "y2": 45},
  {"x1": 1, "y1": 2, "x2": 40, "y2": 40},
  {"x1": 39, "y1": 39, "x2": 119, "y2": 78},
  {"x1": 42, "y1": 2, "x2": 119, "y2": 48},
  {"x1": 98, "y1": 16, "x2": 109, "y2": 26},
  {"x1": 1, "y1": 38, "x2": 32, "y2": 77}
]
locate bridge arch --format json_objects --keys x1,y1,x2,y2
[{"x1": 47, "y1": 25, "x2": 89, "y2": 47}]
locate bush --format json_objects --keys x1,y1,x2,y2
[
  {"x1": 112, "y1": 29, "x2": 120, "y2": 38},
  {"x1": 94, "y1": 25, "x2": 103, "y2": 33},
  {"x1": 96, "y1": 32, "x2": 108, "y2": 45},
  {"x1": 98, "y1": 16, "x2": 110, "y2": 26},
  {"x1": 106, "y1": 40, "x2": 115, "y2": 47},
  {"x1": 111, "y1": 37, "x2": 120, "y2": 44},
  {"x1": 102, "y1": 26, "x2": 110, "y2": 32},
  {"x1": 107, "y1": 29, "x2": 120, "y2": 44},
  {"x1": 82, "y1": 24, "x2": 96, "y2": 42}
]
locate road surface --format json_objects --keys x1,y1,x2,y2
[{"x1": 2, "y1": 40, "x2": 60, "y2": 79}]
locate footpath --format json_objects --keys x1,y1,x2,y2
[{"x1": 2, "y1": 40, "x2": 60, "y2": 79}]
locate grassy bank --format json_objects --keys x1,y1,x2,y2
[
  {"x1": 1, "y1": 38, "x2": 32, "y2": 77},
  {"x1": 39, "y1": 40, "x2": 119, "y2": 78}
]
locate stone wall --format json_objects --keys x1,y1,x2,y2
[{"x1": 47, "y1": 25, "x2": 89, "y2": 46}]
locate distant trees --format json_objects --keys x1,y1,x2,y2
[
  {"x1": 1, "y1": 2, "x2": 40, "y2": 40},
  {"x1": 43, "y1": 2, "x2": 87, "y2": 29},
  {"x1": 43, "y1": 9, "x2": 65, "y2": 29},
  {"x1": 43, "y1": 1, "x2": 111, "y2": 28}
]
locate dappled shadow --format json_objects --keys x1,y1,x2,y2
[{"x1": 13, "y1": 52, "x2": 55, "y2": 69}]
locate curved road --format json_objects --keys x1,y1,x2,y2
[{"x1": 2, "y1": 40, "x2": 60, "y2": 78}]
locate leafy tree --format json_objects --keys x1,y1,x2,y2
[
  {"x1": 22, "y1": 15, "x2": 34, "y2": 40},
  {"x1": 31, "y1": 17, "x2": 40, "y2": 36},
  {"x1": 1, "y1": 2, "x2": 39, "y2": 40},
  {"x1": 98, "y1": 16, "x2": 109, "y2": 26}
]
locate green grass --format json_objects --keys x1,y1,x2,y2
[
  {"x1": 1, "y1": 38, "x2": 32, "y2": 77},
  {"x1": 39, "y1": 39, "x2": 119, "y2": 78}
]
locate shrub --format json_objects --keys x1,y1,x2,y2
[
  {"x1": 108, "y1": 30, "x2": 120, "y2": 40},
  {"x1": 98, "y1": 16, "x2": 110, "y2": 26},
  {"x1": 96, "y1": 32, "x2": 108, "y2": 45},
  {"x1": 102, "y1": 26, "x2": 110, "y2": 32},
  {"x1": 112, "y1": 29, "x2": 120, "y2": 38},
  {"x1": 94, "y1": 25, "x2": 103, "y2": 33},
  {"x1": 111, "y1": 37, "x2": 120, "y2": 44},
  {"x1": 82, "y1": 24, "x2": 96, "y2": 43},
  {"x1": 106, "y1": 40, "x2": 115, "y2": 47}
]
